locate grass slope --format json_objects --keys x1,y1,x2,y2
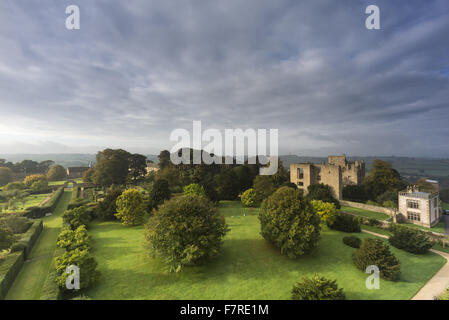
[
  {"x1": 340, "y1": 205, "x2": 390, "y2": 220},
  {"x1": 5, "y1": 191, "x2": 72, "y2": 300},
  {"x1": 86, "y1": 201, "x2": 445, "y2": 300}
]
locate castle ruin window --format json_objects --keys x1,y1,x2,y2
[{"x1": 297, "y1": 168, "x2": 304, "y2": 179}]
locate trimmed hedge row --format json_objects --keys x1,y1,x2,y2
[
  {"x1": 0, "y1": 251, "x2": 25, "y2": 300},
  {"x1": 11, "y1": 220, "x2": 43, "y2": 259},
  {"x1": 26, "y1": 187, "x2": 64, "y2": 218},
  {"x1": 40, "y1": 249, "x2": 62, "y2": 300}
]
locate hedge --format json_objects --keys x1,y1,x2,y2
[
  {"x1": 40, "y1": 250, "x2": 62, "y2": 300},
  {"x1": 10, "y1": 220, "x2": 43, "y2": 259},
  {"x1": 0, "y1": 251, "x2": 25, "y2": 299},
  {"x1": 26, "y1": 187, "x2": 64, "y2": 218}
]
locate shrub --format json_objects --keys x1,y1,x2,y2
[
  {"x1": 0, "y1": 216, "x2": 31, "y2": 234},
  {"x1": 57, "y1": 225, "x2": 90, "y2": 252},
  {"x1": 366, "y1": 200, "x2": 378, "y2": 206},
  {"x1": 62, "y1": 206, "x2": 92, "y2": 230},
  {"x1": 310, "y1": 200, "x2": 337, "y2": 224},
  {"x1": 306, "y1": 184, "x2": 340, "y2": 209},
  {"x1": 0, "y1": 224, "x2": 15, "y2": 250},
  {"x1": 352, "y1": 238, "x2": 400, "y2": 281},
  {"x1": 343, "y1": 236, "x2": 362, "y2": 248},
  {"x1": 147, "y1": 179, "x2": 171, "y2": 211},
  {"x1": 389, "y1": 226, "x2": 433, "y2": 254},
  {"x1": 327, "y1": 213, "x2": 361, "y2": 233},
  {"x1": 342, "y1": 185, "x2": 367, "y2": 202},
  {"x1": 253, "y1": 175, "x2": 275, "y2": 203},
  {"x1": 367, "y1": 218, "x2": 382, "y2": 227},
  {"x1": 24, "y1": 174, "x2": 47, "y2": 187},
  {"x1": 382, "y1": 200, "x2": 397, "y2": 209},
  {"x1": 30, "y1": 179, "x2": 49, "y2": 192},
  {"x1": 9, "y1": 220, "x2": 43, "y2": 259},
  {"x1": 95, "y1": 186, "x2": 122, "y2": 220},
  {"x1": 241, "y1": 188, "x2": 257, "y2": 207},
  {"x1": 54, "y1": 248, "x2": 100, "y2": 291},
  {"x1": 291, "y1": 275, "x2": 345, "y2": 300},
  {"x1": 115, "y1": 189, "x2": 146, "y2": 226},
  {"x1": 46, "y1": 165, "x2": 67, "y2": 181},
  {"x1": 183, "y1": 183, "x2": 206, "y2": 197},
  {"x1": 259, "y1": 187, "x2": 321, "y2": 258},
  {"x1": 3, "y1": 182, "x2": 26, "y2": 191},
  {"x1": 145, "y1": 195, "x2": 228, "y2": 272},
  {"x1": 438, "y1": 288, "x2": 449, "y2": 300}
]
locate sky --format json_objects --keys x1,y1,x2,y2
[{"x1": 0, "y1": 0, "x2": 448, "y2": 157}]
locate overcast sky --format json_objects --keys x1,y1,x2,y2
[{"x1": 0, "y1": 0, "x2": 448, "y2": 157}]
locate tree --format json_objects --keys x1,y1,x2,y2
[
  {"x1": 91, "y1": 149, "x2": 131, "y2": 187},
  {"x1": 115, "y1": 189, "x2": 146, "y2": 226},
  {"x1": 158, "y1": 150, "x2": 172, "y2": 170},
  {"x1": 352, "y1": 238, "x2": 400, "y2": 281},
  {"x1": 271, "y1": 158, "x2": 289, "y2": 188},
  {"x1": 306, "y1": 184, "x2": 340, "y2": 209},
  {"x1": 310, "y1": 200, "x2": 337, "y2": 224},
  {"x1": 147, "y1": 179, "x2": 171, "y2": 211},
  {"x1": 215, "y1": 167, "x2": 240, "y2": 200},
  {"x1": 38, "y1": 160, "x2": 55, "y2": 173},
  {"x1": 82, "y1": 168, "x2": 94, "y2": 183},
  {"x1": 95, "y1": 186, "x2": 122, "y2": 220},
  {"x1": 376, "y1": 190, "x2": 398, "y2": 207},
  {"x1": 47, "y1": 165, "x2": 67, "y2": 181},
  {"x1": 291, "y1": 275, "x2": 345, "y2": 300},
  {"x1": 0, "y1": 167, "x2": 14, "y2": 186},
  {"x1": 415, "y1": 178, "x2": 438, "y2": 193},
  {"x1": 62, "y1": 206, "x2": 92, "y2": 230},
  {"x1": 129, "y1": 154, "x2": 148, "y2": 183},
  {"x1": 241, "y1": 188, "x2": 257, "y2": 207},
  {"x1": 327, "y1": 213, "x2": 361, "y2": 233},
  {"x1": 183, "y1": 183, "x2": 206, "y2": 197},
  {"x1": 55, "y1": 248, "x2": 100, "y2": 291},
  {"x1": 24, "y1": 174, "x2": 47, "y2": 187},
  {"x1": 388, "y1": 226, "x2": 433, "y2": 254},
  {"x1": 233, "y1": 165, "x2": 257, "y2": 194},
  {"x1": 253, "y1": 175, "x2": 275, "y2": 203},
  {"x1": 364, "y1": 159, "x2": 405, "y2": 200},
  {"x1": 3, "y1": 182, "x2": 26, "y2": 191},
  {"x1": 342, "y1": 185, "x2": 367, "y2": 202},
  {"x1": 144, "y1": 195, "x2": 229, "y2": 272},
  {"x1": 57, "y1": 225, "x2": 90, "y2": 251},
  {"x1": 259, "y1": 187, "x2": 321, "y2": 258}
]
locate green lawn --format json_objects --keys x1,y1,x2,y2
[
  {"x1": 86, "y1": 201, "x2": 445, "y2": 300},
  {"x1": 403, "y1": 221, "x2": 446, "y2": 235},
  {"x1": 5, "y1": 191, "x2": 72, "y2": 300},
  {"x1": 48, "y1": 180, "x2": 67, "y2": 186},
  {"x1": 340, "y1": 205, "x2": 390, "y2": 221}
]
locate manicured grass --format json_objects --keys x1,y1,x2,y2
[
  {"x1": 403, "y1": 221, "x2": 446, "y2": 235},
  {"x1": 86, "y1": 201, "x2": 445, "y2": 300},
  {"x1": 48, "y1": 180, "x2": 67, "y2": 186},
  {"x1": 5, "y1": 191, "x2": 72, "y2": 300},
  {"x1": 340, "y1": 205, "x2": 390, "y2": 220}
]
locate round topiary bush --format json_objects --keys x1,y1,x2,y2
[
  {"x1": 144, "y1": 195, "x2": 229, "y2": 272},
  {"x1": 291, "y1": 275, "x2": 346, "y2": 300},
  {"x1": 241, "y1": 188, "x2": 257, "y2": 207},
  {"x1": 183, "y1": 183, "x2": 206, "y2": 197},
  {"x1": 259, "y1": 186, "x2": 321, "y2": 258},
  {"x1": 352, "y1": 238, "x2": 400, "y2": 281},
  {"x1": 327, "y1": 213, "x2": 361, "y2": 233},
  {"x1": 342, "y1": 236, "x2": 362, "y2": 248},
  {"x1": 388, "y1": 226, "x2": 433, "y2": 254}
]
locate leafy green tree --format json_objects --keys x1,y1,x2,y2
[
  {"x1": 215, "y1": 167, "x2": 240, "y2": 200},
  {"x1": 55, "y1": 248, "x2": 100, "y2": 291},
  {"x1": 233, "y1": 165, "x2": 257, "y2": 194},
  {"x1": 147, "y1": 179, "x2": 171, "y2": 211},
  {"x1": 353, "y1": 238, "x2": 400, "y2": 281},
  {"x1": 376, "y1": 190, "x2": 398, "y2": 207},
  {"x1": 91, "y1": 149, "x2": 131, "y2": 187},
  {"x1": 31, "y1": 179, "x2": 49, "y2": 192},
  {"x1": 389, "y1": 226, "x2": 433, "y2": 254},
  {"x1": 306, "y1": 184, "x2": 340, "y2": 209},
  {"x1": 82, "y1": 168, "x2": 95, "y2": 183},
  {"x1": 241, "y1": 188, "x2": 257, "y2": 207},
  {"x1": 327, "y1": 213, "x2": 361, "y2": 233},
  {"x1": 3, "y1": 182, "x2": 26, "y2": 191},
  {"x1": 0, "y1": 167, "x2": 14, "y2": 186},
  {"x1": 364, "y1": 159, "x2": 405, "y2": 200},
  {"x1": 253, "y1": 175, "x2": 275, "y2": 203},
  {"x1": 144, "y1": 195, "x2": 229, "y2": 272},
  {"x1": 183, "y1": 183, "x2": 206, "y2": 197},
  {"x1": 415, "y1": 177, "x2": 438, "y2": 193},
  {"x1": 310, "y1": 200, "x2": 337, "y2": 224},
  {"x1": 342, "y1": 185, "x2": 367, "y2": 202},
  {"x1": 115, "y1": 189, "x2": 146, "y2": 226},
  {"x1": 0, "y1": 222, "x2": 15, "y2": 250},
  {"x1": 96, "y1": 186, "x2": 122, "y2": 220},
  {"x1": 158, "y1": 150, "x2": 172, "y2": 170},
  {"x1": 57, "y1": 225, "x2": 90, "y2": 251},
  {"x1": 46, "y1": 165, "x2": 67, "y2": 181},
  {"x1": 271, "y1": 158, "x2": 289, "y2": 188},
  {"x1": 291, "y1": 275, "x2": 346, "y2": 300},
  {"x1": 259, "y1": 187, "x2": 321, "y2": 258}
]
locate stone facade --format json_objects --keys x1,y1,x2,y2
[
  {"x1": 66, "y1": 167, "x2": 90, "y2": 179},
  {"x1": 289, "y1": 155, "x2": 365, "y2": 200},
  {"x1": 398, "y1": 186, "x2": 441, "y2": 228}
]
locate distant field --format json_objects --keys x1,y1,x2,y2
[{"x1": 340, "y1": 205, "x2": 390, "y2": 220}]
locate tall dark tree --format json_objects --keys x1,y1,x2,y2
[
  {"x1": 91, "y1": 149, "x2": 131, "y2": 187},
  {"x1": 129, "y1": 154, "x2": 148, "y2": 183},
  {"x1": 158, "y1": 150, "x2": 171, "y2": 170},
  {"x1": 215, "y1": 167, "x2": 240, "y2": 200},
  {"x1": 364, "y1": 159, "x2": 405, "y2": 200},
  {"x1": 306, "y1": 184, "x2": 340, "y2": 209}
]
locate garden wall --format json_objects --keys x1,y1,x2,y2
[{"x1": 340, "y1": 200, "x2": 395, "y2": 216}]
